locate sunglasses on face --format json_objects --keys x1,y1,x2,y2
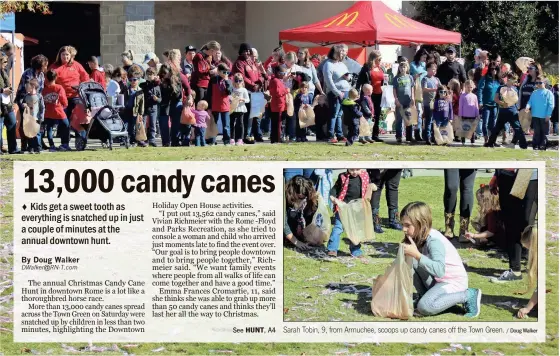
[
  {"x1": 278, "y1": 72, "x2": 286, "y2": 76},
  {"x1": 439, "y1": 90, "x2": 448, "y2": 95},
  {"x1": 221, "y1": 71, "x2": 230, "y2": 75},
  {"x1": 535, "y1": 81, "x2": 544, "y2": 85},
  {"x1": 297, "y1": 52, "x2": 304, "y2": 55},
  {"x1": 528, "y1": 67, "x2": 536, "y2": 70},
  {"x1": 234, "y1": 79, "x2": 243, "y2": 83},
  {"x1": 130, "y1": 78, "x2": 139, "y2": 81}
]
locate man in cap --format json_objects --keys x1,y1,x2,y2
[
  {"x1": 436, "y1": 46, "x2": 466, "y2": 86},
  {"x1": 232, "y1": 42, "x2": 264, "y2": 143},
  {"x1": 143, "y1": 52, "x2": 160, "y2": 72},
  {"x1": 182, "y1": 45, "x2": 196, "y2": 78}
]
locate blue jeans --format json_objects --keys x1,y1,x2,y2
[
  {"x1": 194, "y1": 127, "x2": 206, "y2": 146},
  {"x1": 170, "y1": 101, "x2": 183, "y2": 146},
  {"x1": 261, "y1": 107, "x2": 271, "y2": 134},
  {"x1": 158, "y1": 115, "x2": 171, "y2": 146},
  {"x1": 394, "y1": 105, "x2": 407, "y2": 139},
  {"x1": 327, "y1": 92, "x2": 344, "y2": 139},
  {"x1": 0, "y1": 110, "x2": 18, "y2": 153},
  {"x1": 213, "y1": 111, "x2": 231, "y2": 143},
  {"x1": 327, "y1": 212, "x2": 363, "y2": 257},
  {"x1": 45, "y1": 118, "x2": 70, "y2": 146},
  {"x1": 423, "y1": 105, "x2": 433, "y2": 142},
  {"x1": 480, "y1": 106, "x2": 497, "y2": 137},
  {"x1": 416, "y1": 102, "x2": 423, "y2": 132},
  {"x1": 283, "y1": 169, "x2": 314, "y2": 183},
  {"x1": 144, "y1": 111, "x2": 158, "y2": 143},
  {"x1": 553, "y1": 122, "x2": 559, "y2": 135}
]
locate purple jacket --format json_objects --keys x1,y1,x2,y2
[{"x1": 458, "y1": 93, "x2": 479, "y2": 118}]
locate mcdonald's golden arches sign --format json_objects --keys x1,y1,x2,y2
[
  {"x1": 324, "y1": 12, "x2": 359, "y2": 28},
  {"x1": 384, "y1": 13, "x2": 418, "y2": 29}
]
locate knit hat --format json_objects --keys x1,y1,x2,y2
[
  {"x1": 446, "y1": 46, "x2": 457, "y2": 53},
  {"x1": 238, "y1": 43, "x2": 252, "y2": 55}
]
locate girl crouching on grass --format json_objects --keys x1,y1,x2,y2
[
  {"x1": 464, "y1": 184, "x2": 505, "y2": 248},
  {"x1": 401, "y1": 202, "x2": 481, "y2": 317},
  {"x1": 327, "y1": 169, "x2": 369, "y2": 262},
  {"x1": 516, "y1": 225, "x2": 538, "y2": 319}
]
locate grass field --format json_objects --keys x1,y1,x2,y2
[{"x1": 0, "y1": 143, "x2": 558, "y2": 355}]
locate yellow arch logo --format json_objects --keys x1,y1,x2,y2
[
  {"x1": 324, "y1": 12, "x2": 359, "y2": 28},
  {"x1": 384, "y1": 13, "x2": 417, "y2": 29}
]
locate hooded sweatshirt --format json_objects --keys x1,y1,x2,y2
[
  {"x1": 477, "y1": 76, "x2": 501, "y2": 107},
  {"x1": 42, "y1": 83, "x2": 68, "y2": 119},
  {"x1": 51, "y1": 61, "x2": 90, "y2": 99},
  {"x1": 527, "y1": 88, "x2": 554, "y2": 119},
  {"x1": 232, "y1": 56, "x2": 262, "y2": 92},
  {"x1": 341, "y1": 98, "x2": 363, "y2": 125}
]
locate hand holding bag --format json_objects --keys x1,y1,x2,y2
[
  {"x1": 333, "y1": 198, "x2": 374, "y2": 245},
  {"x1": 135, "y1": 116, "x2": 147, "y2": 142},
  {"x1": 22, "y1": 107, "x2": 40, "y2": 138},
  {"x1": 286, "y1": 93, "x2": 294, "y2": 116},
  {"x1": 180, "y1": 105, "x2": 196, "y2": 125},
  {"x1": 370, "y1": 244, "x2": 414, "y2": 320}
]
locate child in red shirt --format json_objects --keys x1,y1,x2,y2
[
  {"x1": 42, "y1": 70, "x2": 70, "y2": 151},
  {"x1": 205, "y1": 63, "x2": 233, "y2": 145},
  {"x1": 88, "y1": 56, "x2": 106, "y2": 89},
  {"x1": 269, "y1": 65, "x2": 289, "y2": 144}
]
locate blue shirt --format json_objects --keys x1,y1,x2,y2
[
  {"x1": 410, "y1": 61, "x2": 427, "y2": 83},
  {"x1": 527, "y1": 88, "x2": 554, "y2": 119},
  {"x1": 477, "y1": 77, "x2": 501, "y2": 107},
  {"x1": 127, "y1": 88, "x2": 137, "y2": 109},
  {"x1": 16, "y1": 68, "x2": 45, "y2": 106}
]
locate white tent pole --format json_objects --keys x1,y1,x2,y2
[{"x1": 11, "y1": 31, "x2": 15, "y2": 91}]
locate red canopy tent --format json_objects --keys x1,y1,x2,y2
[{"x1": 279, "y1": 1, "x2": 461, "y2": 47}]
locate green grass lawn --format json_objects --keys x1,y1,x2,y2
[{"x1": 0, "y1": 144, "x2": 558, "y2": 355}]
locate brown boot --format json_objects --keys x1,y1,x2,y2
[
  {"x1": 444, "y1": 213, "x2": 455, "y2": 239},
  {"x1": 458, "y1": 217, "x2": 470, "y2": 243}
]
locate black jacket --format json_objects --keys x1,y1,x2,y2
[
  {"x1": 341, "y1": 99, "x2": 363, "y2": 125},
  {"x1": 159, "y1": 80, "x2": 182, "y2": 116},
  {"x1": 356, "y1": 64, "x2": 386, "y2": 93},
  {"x1": 437, "y1": 60, "x2": 466, "y2": 86},
  {"x1": 358, "y1": 93, "x2": 373, "y2": 119},
  {"x1": 140, "y1": 80, "x2": 162, "y2": 112},
  {"x1": 0, "y1": 69, "x2": 13, "y2": 115}
]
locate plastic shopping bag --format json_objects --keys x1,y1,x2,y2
[
  {"x1": 414, "y1": 79, "x2": 423, "y2": 102},
  {"x1": 205, "y1": 112, "x2": 218, "y2": 139},
  {"x1": 399, "y1": 106, "x2": 418, "y2": 127},
  {"x1": 381, "y1": 85, "x2": 395, "y2": 109},
  {"x1": 519, "y1": 110, "x2": 532, "y2": 133},
  {"x1": 433, "y1": 121, "x2": 454, "y2": 145},
  {"x1": 22, "y1": 107, "x2": 40, "y2": 139},
  {"x1": 455, "y1": 117, "x2": 480, "y2": 139},
  {"x1": 298, "y1": 105, "x2": 315, "y2": 128},
  {"x1": 333, "y1": 197, "x2": 374, "y2": 245},
  {"x1": 384, "y1": 110, "x2": 396, "y2": 133},
  {"x1": 180, "y1": 105, "x2": 196, "y2": 125},
  {"x1": 302, "y1": 195, "x2": 332, "y2": 246},
  {"x1": 359, "y1": 117, "x2": 372, "y2": 137},
  {"x1": 135, "y1": 118, "x2": 147, "y2": 142},
  {"x1": 370, "y1": 244, "x2": 414, "y2": 320},
  {"x1": 510, "y1": 169, "x2": 533, "y2": 199},
  {"x1": 500, "y1": 86, "x2": 518, "y2": 107},
  {"x1": 229, "y1": 95, "x2": 241, "y2": 114},
  {"x1": 286, "y1": 93, "x2": 294, "y2": 116},
  {"x1": 250, "y1": 92, "x2": 267, "y2": 118}
]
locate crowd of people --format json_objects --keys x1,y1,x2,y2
[
  {"x1": 283, "y1": 168, "x2": 538, "y2": 319},
  {"x1": 1, "y1": 41, "x2": 557, "y2": 153}
]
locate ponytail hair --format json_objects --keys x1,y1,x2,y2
[{"x1": 121, "y1": 49, "x2": 134, "y2": 61}]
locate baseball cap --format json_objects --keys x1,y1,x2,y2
[
  {"x1": 446, "y1": 46, "x2": 457, "y2": 53},
  {"x1": 143, "y1": 52, "x2": 157, "y2": 63},
  {"x1": 185, "y1": 45, "x2": 196, "y2": 53}
]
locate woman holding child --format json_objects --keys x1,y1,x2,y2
[{"x1": 356, "y1": 50, "x2": 386, "y2": 142}]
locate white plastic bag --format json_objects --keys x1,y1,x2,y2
[
  {"x1": 371, "y1": 244, "x2": 414, "y2": 320},
  {"x1": 249, "y1": 92, "x2": 266, "y2": 118},
  {"x1": 333, "y1": 198, "x2": 374, "y2": 245},
  {"x1": 381, "y1": 85, "x2": 395, "y2": 109},
  {"x1": 302, "y1": 195, "x2": 332, "y2": 246}
]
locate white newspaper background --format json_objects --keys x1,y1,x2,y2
[{"x1": 13, "y1": 161, "x2": 546, "y2": 343}]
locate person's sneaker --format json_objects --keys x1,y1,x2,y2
[
  {"x1": 372, "y1": 136, "x2": 383, "y2": 142},
  {"x1": 138, "y1": 141, "x2": 148, "y2": 147},
  {"x1": 296, "y1": 137, "x2": 302, "y2": 142},
  {"x1": 396, "y1": 137, "x2": 403, "y2": 144},
  {"x1": 338, "y1": 137, "x2": 347, "y2": 143},
  {"x1": 230, "y1": 139, "x2": 235, "y2": 145},
  {"x1": 490, "y1": 269, "x2": 523, "y2": 283},
  {"x1": 328, "y1": 138, "x2": 338, "y2": 144},
  {"x1": 327, "y1": 251, "x2": 337, "y2": 257},
  {"x1": 464, "y1": 288, "x2": 481, "y2": 318},
  {"x1": 149, "y1": 141, "x2": 158, "y2": 147},
  {"x1": 49, "y1": 147, "x2": 57, "y2": 153},
  {"x1": 255, "y1": 137, "x2": 264, "y2": 142},
  {"x1": 345, "y1": 141, "x2": 353, "y2": 146},
  {"x1": 59, "y1": 144, "x2": 71, "y2": 151},
  {"x1": 366, "y1": 137, "x2": 375, "y2": 143},
  {"x1": 359, "y1": 137, "x2": 367, "y2": 144},
  {"x1": 236, "y1": 139, "x2": 243, "y2": 146},
  {"x1": 374, "y1": 223, "x2": 384, "y2": 234}
]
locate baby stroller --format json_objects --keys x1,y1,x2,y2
[{"x1": 73, "y1": 82, "x2": 129, "y2": 150}]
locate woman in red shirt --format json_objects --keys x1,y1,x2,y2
[
  {"x1": 191, "y1": 41, "x2": 221, "y2": 105},
  {"x1": 356, "y1": 50, "x2": 386, "y2": 141},
  {"x1": 50, "y1": 46, "x2": 90, "y2": 123}
]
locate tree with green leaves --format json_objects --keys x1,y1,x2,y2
[
  {"x1": 0, "y1": 1, "x2": 50, "y2": 17},
  {"x1": 411, "y1": 1, "x2": 557, "y2": 70}
]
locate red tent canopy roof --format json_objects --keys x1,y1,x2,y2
[{"x1": 279, "y1": 1, "x2": 461, "y2": 46}]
